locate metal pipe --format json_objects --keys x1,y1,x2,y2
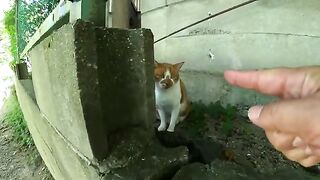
[
  {"x1": 81, "y1": 0, "x2": 106, "y2": 26},
  {"x1": 112, "y1": 0, "x2": 130, "y2": 28}
]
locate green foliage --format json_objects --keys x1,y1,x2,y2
[
  {"x1": 4, "y1": 2, "x2": 19, "y2": 67},
  {"x1": 3, "y1": 0, "x2": 60, "y2": 67},
  {"x1": 17, "y1": 0, "x2": 60, "y2": 54},
  {"x1": 2, "y1": 88, "x2": 34, "y2": 148},
  {"x1": 2, "y1": 87, "x2": 49, "y2": 173},
  {"x1": 183, "y1": 102, "x2": 209, "y2": 137},
  {"x1": 219, "y1": 104, "x2": 237, "y2": 136},
  {"x1": 183, "y1": 101, "x2": 238, "y2": 137}
]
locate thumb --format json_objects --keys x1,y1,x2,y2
[
  {"x1": 248, "y1": 105, "x2": 263, "y2": 124},
  {"x1": 247, "y1": 98, "x2": 319, "y2": 136},
  {"x1": 248, "y1": 105, "x2": 275, "y2": 130}
]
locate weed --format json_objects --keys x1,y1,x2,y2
[
  {"x1": 183, "y1": 102, "x2": 209, "y2": 137},
  {"x1": 1, "y1": 89, "x2": 44, "y2": 167},
  {"x1": 183, "y1": 101, "x2": 238, "y2": 137},
  {"x1": 2, "y1": 91, "x2": 34, "y2": 149},
  {"x1": 219, "y1": 104, "x2": 237, "y2": 136}
]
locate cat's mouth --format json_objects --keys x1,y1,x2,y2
[
  {"x1": 160, "y1": 83, "x2": 170, "y2": 89},
  {"x1": 160, "y1": 79, "x2": 173, "y2": 89}
]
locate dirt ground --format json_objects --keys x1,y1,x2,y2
[
  {"x1": 174, "y1": 102, "x2": 320, "y2": 179},
  {"x1": 0, "y1": 112, "x2": 52, "y2": 180}
]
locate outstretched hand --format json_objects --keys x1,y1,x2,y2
[{"x1": 224, "y1": 66, "x2": 320, "y2": 167}]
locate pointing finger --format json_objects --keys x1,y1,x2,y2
[{"x1": 224, "y1": 67, "x2": 320, "y2": 99}]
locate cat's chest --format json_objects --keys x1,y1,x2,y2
[{"x1": 155, "y1": 84, "x2": 181, "y2": 107}]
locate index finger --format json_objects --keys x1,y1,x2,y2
[{"x1": 224, "y1": 67, "x2": 319, "y2": 99}]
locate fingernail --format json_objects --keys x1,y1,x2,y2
[
  {"x1": 248, "y1": 105, "x2": 263, "y2": 123},
  {"x1": 292, "y1": 136, "x2": 303, "y2": 147}
]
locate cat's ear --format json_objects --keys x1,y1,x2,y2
[
  {"x1": 154, "y1": 60, "x2": 159, "y2": 67},
  {"x1": 174, "y1": 62, "x2": 184, "y2": 71}
]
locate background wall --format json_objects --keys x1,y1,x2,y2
[{"x1": 141, "y1": 0, "x2": 320, "y2": 105}]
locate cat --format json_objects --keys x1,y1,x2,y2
[{"x1": 154, "y1": 60, "x2": 191, "y2": 132}]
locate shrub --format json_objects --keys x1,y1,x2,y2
[{"x1": 4, "y1": 2, "x2": 19, "y2": 68}]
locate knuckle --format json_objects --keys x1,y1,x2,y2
[
  {"x1": 267, "y1": 132, "x2": 286, "y2": 151},
  {"x1": 272, "y1": 141, "x2": 284, "y2": 151},
  {"x1": 285, "y1": 154, "x2": 297, "y2": 162}
]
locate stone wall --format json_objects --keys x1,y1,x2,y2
[{"x1": 15, "y1": 79, "x2": 101, "y2": 179}]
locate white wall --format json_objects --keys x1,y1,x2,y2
[{"x1": 141, "y1": 0, "x2": 320, "y2": 105}]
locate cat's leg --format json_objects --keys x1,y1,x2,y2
[
  {"x1": 176, "y1": 115, "x2": 186, "y2": 124},
  {"x1": 176, "y1": 101, "x2": 191, "y2": 124},
  {"x1": 157, "y1": 109, "x2": 167, "y2": 131},
  {"x1": 167, "y1": 105, "x2": 180, "y2": 132}
]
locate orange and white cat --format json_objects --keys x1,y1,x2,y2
[{"x1": 154, "y1": 61, "x2": 191, "y2": 132}]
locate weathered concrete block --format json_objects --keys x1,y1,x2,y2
[
  {"x1": 30, "y1": 23, "x2": 98, "y2": 160},
  {"x1": 30, "y1": 19, "x2": 155, "y2": 161},
  {"x1": 95, "y1": 26, "x2": 155, "y2": 134},
  {"x1": 73, "y1": 21, "x2": 155, "y2": 150},
  {"x1": 101, "y1": 129, "x2": 189, "y2": 180},
  {"x1": 22, "y1": 18, "x2": 162, "y2": 179},
  {"x1": 15, "y1": 62, "x2": 29, "y2": 80},
  {"x1": 15, "y1": 79, "x2": 101, "y2": 180}
]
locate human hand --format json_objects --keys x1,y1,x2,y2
[{"x1": 224, "y1": 66, "x2": 320, "y2": 167}]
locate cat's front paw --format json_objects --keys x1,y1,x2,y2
[
  {"x1": 158, "y1": 124, "x2": 167, "y2": 131},
  {"x1": 167, "y1": 128, "x2": 175, "y2": 132}
]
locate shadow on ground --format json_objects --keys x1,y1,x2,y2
[{"x1": 155, "y1": 101, "x2": 320, "y2": 180}]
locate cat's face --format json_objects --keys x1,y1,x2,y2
[{"x1": 154, "y1": 61, "x2": 184, "y2": 89}]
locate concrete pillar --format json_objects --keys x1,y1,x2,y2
[
  {"x1": 81, "y1": 0, "x2": 106, "y2": 26},
  {"x1": 112, "y1": 0, "x2": 130, "y2": 28},
  {"x1": 94, "y1": 26, "x2": 155, "y2": 134},
  {"x1": 29, "y1": 19, "x2": 155, "y2": 162},
  {"x1": 15, "y1": 62, "x2": 28, "y2": 80}
]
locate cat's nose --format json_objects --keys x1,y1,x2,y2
[
  {"x1": 160, "y1": 79, "x2": 172, "y2": 89},
  {"x1": 160, "y1": 83, "x2": 167, "y2": 88}
]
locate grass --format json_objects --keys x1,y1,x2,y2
[
  {"x1": 219, "y1": 104, "x2": 237, "y2": 137},
  {"x1": 1, "y1": 88, "x2": 43, "y2": 165},
  {"x1": 183, "y1": 101, "x2": 238, "y2": 137},
  {"x1": 2, "y1": 88, "x2": 34, "y2": 149},
  {"x1": 183, "y1": 102, "x2": 210, "y2": 136},
  {"x1": 1, "y1": 87, "x2": 53, "y2": 179}
]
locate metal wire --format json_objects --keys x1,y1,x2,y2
[
  {"x1": 17, "y1": 0, "x2": 60, "y2": 55},
  {"x1": 154, "y1": 0, "x2": 259, "y2": 43}
]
